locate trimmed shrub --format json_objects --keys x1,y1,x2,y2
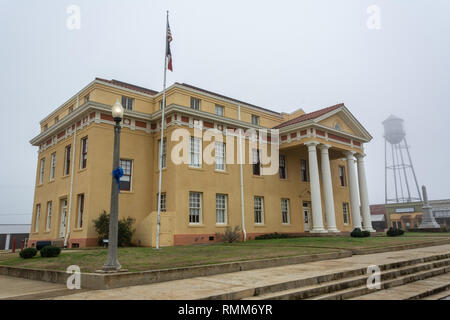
[
  {"x1": 93, "y1": 210, "x2": 136, "y2": 247},
  {"x1": 350, "y1": 228, "x2": 370, "y2": 238},
  {"x1": 386, "y1": 227, "x2": 405, "y2": 237},
  {"x1": 19, "y1": 248, "x2": 37, "y2": 259},
  {"x1": 216, "y1": 226, "x2": 241, "y2": 243},
  {"x1": 36, "y1": 241, "x2": 52, "y2": 251},
  {"x1": 255, "y1": 232, "x2": 291, "y2": 240},
  {"x1": 40, "y1": 245, "x2": 61, "y2": 258}
]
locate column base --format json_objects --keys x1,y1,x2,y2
[
  {"x1": 327, "y1": 227, "x2": 340, "y2": 233},
  {"x1": 310, "y1": 228, "x2": 328, "y2": 233},
  {"x1": 362, "y1": 226, "x2": 376, "y2": 233}
]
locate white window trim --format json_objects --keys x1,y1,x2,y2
[
  {"x1": 77, "y1": 194, "x2": 84, "y2": 229},
  {"x1": 119, "y1": 159, "x2": 133, "y2": 192},
  {"x1": 50, "y1": 153, "x2": 56, "y2": 181},
  {"x1": 214, "y1": 141, "x2": 226, "y2": 171},
  {"x1": 189, "y1": 136, "x2": 202, "y2": 168},
  {"x1": 159, "y1": 139, "x2": 167, "y2": 169},
  {"x1": 189, "y1": 192, "x2": 202, "y2": 224},
  {"x1": 279, "y1": 155, "x2": 287, "y2": 179},
  {"x1": 343, "y1": 202, "x2": 349, "y2": 225},
  {"x1": 216, "y1": 194, "x2": 227, "y2": 225},
  {"x1": 254, "y1": 196, "x2": 265, "y2": 225},
  {"x1": 39, "y1": 158, "x2": 45, "y2": 184},
  {"x1": 281, "y1": 198, "x2": 290, "y2": 224},
  {"x1": 46, "y1": 201, "x2": 52, "y2": 231},
  {"x1": 215, "y1": 105, "x2": 224, "y2": 116},
  {"x1": 35, "y1": 204, "x2": 41, "y2": 233},
  {"x1": 80, "y1": 137, "x2": 88, "y2": 169}
]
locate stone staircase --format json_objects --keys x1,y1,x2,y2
[{"x1": 227, "y1": 253, "x2": 450, "y2": 300}]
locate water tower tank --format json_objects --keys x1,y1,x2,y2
[{"x1": 383, "y1": 115, "x2": 405, "y2": 145}]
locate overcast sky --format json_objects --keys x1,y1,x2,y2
[{"x1": 1, "y1": 0, "x2": 449, "y2": 224}]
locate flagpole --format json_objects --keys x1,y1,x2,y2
[{"x1": 156, "y1": 10, "x2": 169, "y2": 250}]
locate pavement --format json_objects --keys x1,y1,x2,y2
[{"x1": 1, "y1": 243, "x2": 449, "y2": 300}]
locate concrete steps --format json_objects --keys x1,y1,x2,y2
[{"x1": 240, "y1": 253, "x2": 450, "y2": 300}]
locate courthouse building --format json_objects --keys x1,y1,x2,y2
[{"x1": 29, "y1": 78, "x2": 374, "y2": 247}]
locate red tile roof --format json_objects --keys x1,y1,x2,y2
[
  {"x1": 176, "y1": 83, "x2": 281, "y2": 116},
  {"x1": 273, "y1": 103, "x2": 344, "y2": 129},
  {"x1": 96, "y1": 78, "x2": 159, "y2": 96}
]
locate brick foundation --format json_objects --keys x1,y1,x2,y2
[{"x1": 28, "y1": 237, "x2": 98, "y2": 248}]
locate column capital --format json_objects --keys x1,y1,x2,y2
[
  {"x1": 304, "y1": 141, "x2": 320, "y2": 148},
  {"x1": 355, "y1": 152, "x2": 366, "y2": 159},
  {"x1": 317, "y1": 143, "x2": 332, "y2": 151},
  {"x1": 344, "y1": 150, "x2": 355, "y2": 159}
]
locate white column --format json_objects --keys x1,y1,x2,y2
[
  {"x1": 4, "y1": 233, "x2": 11, "y2": 250},
  {"x1": 345, "y1": 151, "x2": 362, "y2": 229},
  {"x1": 356, "y1": 153, "x2": 376, "y2": 232},
  {"x1": 318, "y1": 144, "x2": 339, "y2": 232},
  {"x1": 305, "y1": 142, "x2": 327, "y2": 233}
]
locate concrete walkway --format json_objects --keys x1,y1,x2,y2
[
  {"x1": 47, "y1": 244, "x2": 450, "y2": 300},
  {"x1": 0, "y1": 275, "x2": 67, "y2": 300}
]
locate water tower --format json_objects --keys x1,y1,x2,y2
[{"x1": 383, "y1": 115, "x2": 422, "y2": 204}]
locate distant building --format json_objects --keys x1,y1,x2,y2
[
  {"x1": 370, "y1": 204, "x2": 387, "y2": 231},
  {"x1": 0, "y1": 224, "x2": 30, "y2": 250},
  {"x1": 374, "y1": 200, "x2": 450, "y2": 230}
]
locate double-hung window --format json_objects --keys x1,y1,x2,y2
[
  {"x1": 34, "y1": 204, "x2": 41, "y2": 232},
  {"x1": 215, "y1": 105, "x2": 224, "y2": 116},
  {"x1": 339, "y1": 165, "x2": 346, "y2": 186},
  {"x1": 77, "y1": 194, "x2": 84, "y2": 228},
  {"x1": 119, "y1": 159, "x2": 132, "y2": 191},
  {"x1": 189, "y1": 192, "x2": 202, "y2": 224},
  {"x1": 216, "y1": 194, "x2": 227, "y2": 224},
  {"x1": 254, "y1": 196, "x2": 264, "y2": 224},
  {"x1": 64, "y1": 145, "x2": 71, "y2": 176},
  {"x1": 251, "y1": 115, "x2": 259, "y2": 125},
  {"x1": 190, "y1": 97, "x2": 200, "y2": 110},
  {"x1": 281, "y1": 199, "x2": 290, "y2": 224},
  {"x1": 157, "y1": 193, "x2": 167, "y2": 212},
  {"x1": 80, "y1": 137, "x2": 88, "y2": 169},
  {"x1": 122, "y1": 96, "x2": 134, "y2": 111},
  {"x1": 252, "y1": 149, "x2": 261, "y2": 176},
  {"x1": 301, "y1": 159, "x2": 308, "y2": 182},
  {"x1": 46, "y1": 201, "x2": 52, "y2": 231},
  {"x1": 39, "y1": 158, "x2": 45, "y2": 184},
  {"x1": 343, "y1": 202, "x2": 349, "y2": 225},
  {"x1": 279, "y1": 155, "x2": 287, "y2": 179},
  {"x1": 190, "y1": 136, "x2": 202, "y2": 168},
  {"x1": 215, "y1": 141, "x2": 225, "y2": 171},
  {"x1": 50, "y1": 153, "x2": 56, "y2": 180}
]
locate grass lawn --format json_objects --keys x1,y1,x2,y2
[{"x1": 0, "y1": 233, "x2": 448, "y2": 273}]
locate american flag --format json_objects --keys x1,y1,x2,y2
[{"x1": 166, "y1": 21, "x2": 173, "y2": 71}]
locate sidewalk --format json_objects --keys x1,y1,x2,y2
[{"x1": 49, "y1": 244, "x2": 450, "y2": 300}]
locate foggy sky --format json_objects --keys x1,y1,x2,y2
[{"x1": 1, "y1": 0, "x2": 449, "y2": 224}]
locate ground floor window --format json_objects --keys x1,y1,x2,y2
[
  {"x1": 157, "y1": 193, "x2": 167, "y2": 212},
  {"x1": 119, "y1": 159, "x2": 132, "y2": 191},
  {"x1": 254, "y1": 196, "x2": 264, "y2": 224},
  {"x1": 46, "y1": 201, "x2": 52, "y2": 231},
  {"x1": 216, "y1": 194, "x2": 227, "y2": 224},
  {"x1": 189, "y1": 192, "x2": 202, "y2": 224},
  {"x1": 77, "y1": 194, "x2": 84, "y2": 228},
  {"x1": 281, "y1": 198, "x2": 290, "y2": 224},
  {"x1": 343, "y1": 202, "x2": 349, "y2": 225}
]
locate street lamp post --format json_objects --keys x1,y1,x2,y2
[{"x1": 103, "y1": 99, "x2": 124, "y2": 271}]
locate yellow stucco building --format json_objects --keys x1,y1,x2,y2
[{"x1": 28, "y1": 78, "x2": 374, "y2": 248}]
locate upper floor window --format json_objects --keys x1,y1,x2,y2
[
  {"x1": 159, "y1": 139, "x2": 167, "y2": 169},
  {"x1": 251, "y1": 115, "x2": 260, "y2": 126},
  {"x1": 190, "y1": 136, "x2": 202, "y2": 168},
  {"x1": 215, "y1": 142, "x2": 225, "y2": 171},
  {"x1": 189, "y1": 192, "x2": 202, "y2": 224},
  {"x1": 339, "y1": 165, "x2": 346, "y2": 186},
  {"x1": 254, "y1": 196, "x2": 264, "y2": 224},
  {"x1": 279, "y1": 155, "x2": 287, "y2": 179},
  {"x1": 190, "y1": 97, "x2": 200, "y2": 110},
  {"x1": 334, "y1": 122, "x2": 342, "y2": 131},
  {"x1": 84, "y1": 94, "x2": 90, "y2": 103},
  {"x1": 159, "y1": 100, "x2": 164, "y2": 110},
  {"x1": 301, "y1": 159, "x2": 308, "y2": 182},
  {"x1": 252, "y1": 149, "x2": 261, "y2": 176},
  {"x1": 64, "y1": 145, "x2": 71, "y2": 176},
  {"x1": 39, "y1": 158, "x2": 45, "y2": 184},
  {"x1": 54, "y1": 116, "x2": 59, "y2": 124},
  {"x1": 43, "y1": 124, "x2": 48, "y2": 131},
  {"x1": 69, "y1": 105, "x2": 74, "y2": 114},
  {"x1": 215, "y1": 105, "x2": 224, "y2": 116},
  {"x1": 281, "y1": 198, "x2": 290, "y2": 224},
  {"x1": 122, "y1": 96, "x2": 134, "y2": 111},
  {"x1": 80, "y1": 137, "x2": 88, "y2": 169},
  {"x1": 50, "y1": 152, "x2": 56, "y2": 181},
  {"x1": 119, "y1": 159, "x2": 133, "y2": 191}
]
